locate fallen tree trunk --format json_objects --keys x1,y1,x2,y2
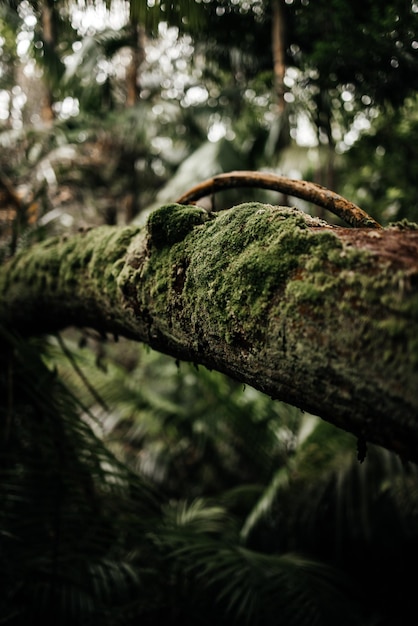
[{"x1": 1, "y1": 201, "x2": 418, "y2": 461}]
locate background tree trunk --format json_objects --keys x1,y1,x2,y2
[
  {"x1": 271, "y1": 0, "x2": 286, "y2": 115},
  {"x1": 126, "y1": 22, "x2": 146, "y2": 107},
  {"x1": 1, "y1": 203, "x2": 418, "y2": 461},
  {"x1": 40, "y1": 0, "x2": 57, "y2": 123}
]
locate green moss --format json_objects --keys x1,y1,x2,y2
[
  {"x1": 2, "y1": 201, "x2": 418, "y2": 399},
  {"x1": 0, "y1": 226, "x2": 141, "y2": 323},
  {"x1": 138, "y1": 203, "x2": 358, "y2": 347},
  {"x1": 86, "y1": 227, "x2": 140, "y2": 300},
  {"x1": 147, "y1": 203, "x2": 211, "y2": 248},
  {"x1": 184, "y1": 205, "x2": 346, "y2": 329},
  {"x1": 8, "y1": 200, "x2": 409, "y2": 376},
  {"x1": 285, "y1": 280, "x2": 324, "y2": 305},
  {"x1": 388, "y1": 218, "x2": 418, "y2": 230}
]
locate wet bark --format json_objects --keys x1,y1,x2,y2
[{"x1": 1, "y1": 203, "x2": 418, "y2": 462}]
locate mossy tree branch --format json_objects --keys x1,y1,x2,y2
[{"x1": 1, "y1": 202, "x2": 418, "y2": 461}]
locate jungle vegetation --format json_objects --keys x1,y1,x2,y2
[{"x1": 1, "y1": 1, "x2": 418, "y2": 624}]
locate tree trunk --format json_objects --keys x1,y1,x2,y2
[
  {"x1": 271, "y1": 0, "x2": 286, "y2": 114},
  {"x1": 126, "y1": 22, "x2": 146, "y2": 107},
  {"x1": 40, "y1": 0, "x2": 57, "y2": 123},
  {"x1": 1, "y1": 203, "x2": 418, "y2": 462}
]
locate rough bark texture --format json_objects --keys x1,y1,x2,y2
[{"x1": 1, "y1": 203, "x2": 418, "y2": 461}]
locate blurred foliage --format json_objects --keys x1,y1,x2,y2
[
  {"x1": 288, "y1": 0, "x2": 418, "y2": 106},
  {"x1": 0, "y1": 327, "x2": 163, "y2": 625},
  {"x1": 52, "y1": 332, "x2": 302, "y2": 498},
  {"x1": 340, "y1": 96, "x2": 418, "y2": 224},
  {"x1": 1, "y1": 0, "x2": 417, "y2": 234},
  {"x1": 3, "y1": 328, "x2": 418, "y2": 624}
]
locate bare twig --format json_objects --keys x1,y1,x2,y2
[{"x1": 176, "y1": 171, "x2": 382, "y2": 229}]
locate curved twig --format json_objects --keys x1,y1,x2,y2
[{"x1": 175, "y1": 171, "x2": 382, "y2": 229}]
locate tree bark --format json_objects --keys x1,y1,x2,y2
[
  {"x1": 126, "y1": 22, "x2": 146, "y2": 107},
  {"x1": 1, "y1": 203, "x2": 418, "y2": 462},
  {"x1": 271, "y1": 0, "x2": 286, "y2": 114},
  {"x1": 40, "y1": 0, "x2": 57, "y2": 123}
]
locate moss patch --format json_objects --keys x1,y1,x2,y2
[
  {"x1": 388, "y1": 218, "x2": 418, "y2": 230},
  {"x1": 138, "y1": 203, "x2": 350, "y2": 344},
  {"x1": 0, "y1": 225, "x2": 142, "y2": 334},
  {"x1": 134, "y1": 202, "x2": 418, "y2": 384},
  {"x1": 146, "y1": 203, "x2": 212, "y2": 248}
]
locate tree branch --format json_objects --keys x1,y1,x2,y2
[
  {"x1": 175, "y1": 171, "x2": 382, "y2": 229},
  {"x1": 1, "y1": 202, "x2": 417, "y2": 461}
]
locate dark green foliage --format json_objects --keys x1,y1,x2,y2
[
  {"x1": 245, "y1": 421, "x2": 418, "y2": 625},
  {"x1": 155, "y1": 524, "x2": 363, "y2": 626},
  {"x1": 56, "y1": 332, "x2": 298, "y2": 498},
  {"x1": 289, "y1": 0, "x2": 418, "y2": 107},
  {"x1": 129, "y1": 0, "x2": 206, "y2": 34},
  {"x1": 0, "y1": 327, "x2": 363, "y2": 626},
  {"x1": 45, "y1": 331, "x2": 418, "y2": 625},
  {"x1": 186, "y1": 0, "x2": 418, "y2": 130},
  {"x1": 340, "y1": 97, "x2": 418, "y2": 224},
  {"x1": 3, "y1": 326, "x2": 418, "y2": 625},
  {"x1": 0, "y1": 326, "x2": 162, "y2": 625}
]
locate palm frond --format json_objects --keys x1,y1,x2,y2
[
  {"x1": 160, "y1": 497, "x2": 237, "y2": 537},
  {"x1": 240, "y1": 464, "x2": 291, "y2": 541},
  {"x1": 0, "y1": 325, "x2": 163, "y2": 624},
  {"x1": 49, "y1": 333, "x2": 299, "y2": 495},
  {"x1": 163, "y1": 535, "x2": 361, "y2": 626}
]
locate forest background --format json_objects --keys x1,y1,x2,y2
[{"x1": 1, "y1": 1, "x2": 418, "y2": 625}]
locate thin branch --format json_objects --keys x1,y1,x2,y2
[{"x1": 175, "y1": 171, "x2": 382, "y2": 229}]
